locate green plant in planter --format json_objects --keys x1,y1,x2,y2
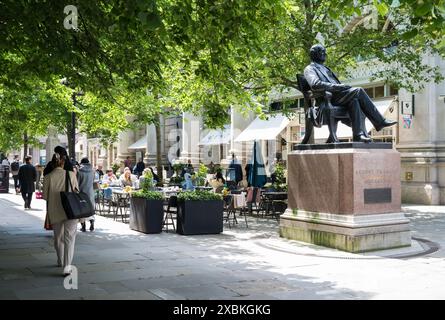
[
  {"x1": 196, "y1": 163, "x2": 208, "y2": 186},
  {"x1": 133, "y1": 170, "x2": 162, "y2": 199},
  {"x1": 112, "y1": 163, "x2": 120, "y2": 174},
  {"x1": 132, "y1": 190, "x2": 164, "y2": 200},
  {"x1": 272, "y1": 163, "x2": 287, "y2": 192},
  {"x1": 178, "y1": 190, "x2": 223, "y2": 201},
  {"x1": 172, "y1": 162, "x2": 185, "y2": 176},
  {"x1": 169, "y1": 176, "x2": 184, "y2": 185},
  {"x1": 140, "y1": 169, "x2": 154, "y2": 191}
]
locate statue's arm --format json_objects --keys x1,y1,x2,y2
[{"x1": 304, "y1": 66, "x2": 347, "y2": 92}]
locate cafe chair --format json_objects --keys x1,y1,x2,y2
[{"x1": 163, "y1": 195, "x2": 177, "y2": 232}]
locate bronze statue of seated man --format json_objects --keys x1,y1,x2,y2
[{"x1": 303, "y1": 44, "x2": 397, "y2": 143}]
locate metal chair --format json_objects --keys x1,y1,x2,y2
[
  {"x1": 163, "y1": 195, "x2": 177, "y2": 232},
  {"x1": 246, "y1": 187, "x2": 262, "y2": 216}
]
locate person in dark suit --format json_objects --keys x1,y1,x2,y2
[
  {"x1": 18, "y1": 155, "x2": 37, "y2": 209},
  {"x1": 304, "y1": 44, "x2": 397, "y2": 143},
  {"x1": 134, "y1": 159, "x2": 145, "y2": 178}
]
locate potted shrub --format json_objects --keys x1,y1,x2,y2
[
  {"x1": 176, "y1": 190, "x2": 224, "y2": 235},
  {"x1": 195, "y1": 163, "x2": 208, "y2": 187},
  {"x1": 170, "y1": 162, "x2": 185, "y2": 186},
  {"x1": 272, "y1": 163, "x2": 288, "y2": 192},
  {"x1": 129, "y1": 170, "x2": 164, "y2": 234}
]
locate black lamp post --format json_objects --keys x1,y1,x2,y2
[{"x1": 60, "y1": 78, "x2": 84, "y2": 161}]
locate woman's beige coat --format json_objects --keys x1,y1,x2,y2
[{"x1": 43, "y1": 167, "x2": 79, "y2": 224}]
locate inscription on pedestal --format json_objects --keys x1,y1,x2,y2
[
  {"x1": 355, "y1": 169, "x2": 394, "y2": 184},
  {"x1": 364, "y1": 188, "x2": 392, "y2": 204}
]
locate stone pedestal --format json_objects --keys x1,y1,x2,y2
[{"x1": 280, "y1": 143, "x2": 411, "y2": 253}]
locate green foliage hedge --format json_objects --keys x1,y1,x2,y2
[
  {"x1": 131, "y1": 190, "x2": 164, "y2": 200},
  {"x1": 177, "y1": 190, "x2": 223, "y2": 201}
]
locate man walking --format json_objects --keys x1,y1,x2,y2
[
  {"x1": 18, "y1": 156, "x2": 37, "y2": 209},
  {"x1": 10, "y1": 155, "x2": 21, "y2": 194}
]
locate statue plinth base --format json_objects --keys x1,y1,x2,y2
[{"x1": 280, "y1": 143, "x2": 411, "y2": 252}]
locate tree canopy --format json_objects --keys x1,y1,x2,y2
[{"x1": 0, "y1": 0, "x2": 444, "y2": 152}]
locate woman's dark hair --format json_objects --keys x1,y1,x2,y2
[
  {"x1": 51, "y1": 152, "x2": 66, "y2": 168},
  {"x1": 216, "y1": 171, "x2": 225, "y2": 183},
  {"x1": 80, "y1": 157, "x2": 89, "y2": 164},
  {"x1": 43, "y1": 146, "x2": 73, "y2": 176}
]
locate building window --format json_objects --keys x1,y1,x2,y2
[
  {"x1": 374, "y1": 86, "x2": 384, "y2": 98},
  {"x1": 363, "y1": 85, "x2": 386, "y2": 99},
  {"x1": 364, "y1": 87, "x2": 373, "y2": 97},
  {"x1": 389, "y1": 85, "x2": 398, "y2": 96},
  {"x1": 270, "y1": 98, "x2": 304, "y2": 111},
  {"x1": 270, "y1": 101, "x2": 283, "y2": 111}
]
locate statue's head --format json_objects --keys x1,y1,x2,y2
[{"x1": 309, "y1": 44, "x2": 326, "y2": 64}]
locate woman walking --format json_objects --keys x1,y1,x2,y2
[
  {"x1": 43, "y1": 150, "x2": 79, "y2": 276},
  {"x1": 77, "y1": 157, "x2": 95, "y2": 232}
]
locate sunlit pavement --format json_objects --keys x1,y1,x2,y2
[{"x1": 1, "y1": 189, "x2": 445, "y2": 300}]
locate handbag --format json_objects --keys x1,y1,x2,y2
[{"x1": 60, "y1": 170, "x2": 94, "y2": 220}]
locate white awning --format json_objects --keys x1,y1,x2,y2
[
  {"x1": 314, "y1": 98, "x2": 396, "y2": 140},
  {"x1": 128, "y1": 136, "x2": 147, "y2": 150},
  {"x1": 199, "y1": 126, "x2": 231, "y2": 146},
  {"x1": 235, "y1": 113, "x2": 291, "y2": 142}
]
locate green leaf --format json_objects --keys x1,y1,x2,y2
[
  {"x1": 376, "y1": 3, "x2": 389, "y2": 16},
  {"x1": 401, "y1": 29, "x2": 419, "y2": 40},
  {"x1": 414, "y1": 3, "x2": 433, "y2": 17},
  {"x1": 145, "y1": 13, "x2": 162, "y2": 30}
]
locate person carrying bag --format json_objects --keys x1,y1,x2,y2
[{"x1": 43, "y1": 148, "x2": 82, "y2": 276}]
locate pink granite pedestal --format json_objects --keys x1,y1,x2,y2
[{"x1": 279, "y1": 143, "x2": 411, "y2": 252}]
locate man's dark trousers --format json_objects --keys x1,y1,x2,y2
[
  {"x1": 13, "y1": 175, "x2": 19, "y2": 191},
  {"x1": 21, "y1": 192, "x2": 33, "y2": 208}
]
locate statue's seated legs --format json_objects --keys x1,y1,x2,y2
[
  {"x1": 332, "y1": 87, "x2": 396, "y2": 132},
  {"x1": 347, "y1": 98, "x2": 372, "y2": 143}
]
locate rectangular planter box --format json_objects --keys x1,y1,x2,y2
[
  {"x1": 177, "y1": 200, "x2": 224, "y2": 235},
  {"x1": 129, "y1": 198, "x2": 164, "y2": 234}
]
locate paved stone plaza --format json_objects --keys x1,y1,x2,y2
[{"x1": 0, "y1": 191, "x2": 445, "y2": 300}]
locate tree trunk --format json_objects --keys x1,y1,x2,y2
[
  {"x1": 66, "y1": 112, "x2": 76, "y2": 161},
  {"x1": 154, "y1": 114, "x2": 163, "y2": 184},
  {"x1": 23, "y1": 131, "x2": 28, "y2": 161}
]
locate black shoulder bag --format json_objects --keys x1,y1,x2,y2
[{"x1": 60, "y1": 170, "x2": 94, "y2": 219}]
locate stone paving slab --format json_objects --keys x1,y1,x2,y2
[{"x1": 1, "y1": 192, "x2": 445, "y2": 300}]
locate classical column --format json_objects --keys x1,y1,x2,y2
[
  {"x1": 116, "y1": 129, "x2": 136, "y2": 165},
  {"x1": 98, "y1": 145, "x2": 108, "y2": 169},
  {"x1": 144, "y1": 123, "x2": 156, "y2": 165},
  {"x1": 179, "y1": 112, "x2": 201, "y2": 165},
  {"x1": 45, "y1": 126, "x2": 60, "y2": 163}
]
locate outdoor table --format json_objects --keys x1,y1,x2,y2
[
  {"x1": 232, "y1": 193, "x2": 247, "y2": 209},
  {"x1": 195, "y1": 186, "x2": 213, "y2": 191},
  {"x1": 262, "y1": 192, "x2": 288, "y2": 219}
]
